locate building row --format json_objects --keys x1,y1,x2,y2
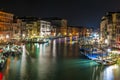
[
  {"x1": 100, "y1": 12, "x2": 120, "y2": 48},
  {"x1": 0, "y1": 10, "x2": 93, "y2": 42}
]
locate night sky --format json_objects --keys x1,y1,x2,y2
[{"x1": 1, "y1": 0, "x2": 120, "y2": 28}]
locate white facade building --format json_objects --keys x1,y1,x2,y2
[{"x1": 40, "y1": 20, "x2": 52, "y2": 37}]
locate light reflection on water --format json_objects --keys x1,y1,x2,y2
[
  {"x1": 1, "y1": 39, "x2": 120, "y2": 80},
  {"x1": 20, "y1": 45, "x2": 27, "y2": 80},
  {"x1": 52, "y1": 40, "x2": 56, "y2": 57},
  {"x1": 103, "y1": 65, "x2": 120, "y2": 80}
]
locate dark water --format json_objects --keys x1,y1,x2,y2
[{"x1": 1, "y1": 38, "x2": 120, "y2": 80}]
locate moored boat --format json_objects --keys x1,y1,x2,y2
[{"x1": 94, "y1": 59, "x2": 116, "y2": 66}]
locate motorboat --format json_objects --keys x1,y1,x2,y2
[
  {"x1": 95, "y1": 59, "x2": 116, "y2": 66},
  {"x1": 102, "y1": 60, "x2": 116, "y2": 66}
]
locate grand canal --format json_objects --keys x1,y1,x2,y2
[{"x1": 0, "y1": 38, "x2": 120, "y2": 80}]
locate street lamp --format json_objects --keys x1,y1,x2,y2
[
  {"x1": 6, "y1": 35, "x2": 9, "y2": 42},
  {"x1": 22, "y1": 34, "x2": 25, "y2": 40},
  {"x1": 107, "y1": 48, "x2": 111, "y2": 59},
  {"x1": 22, "y1": 34, "x2": 25, "y2": 37},
  {"x1": 33, "y1": 34, "x2": 36, "y2": 36},
  {"x1": 6, "y1": 35, "x2": 9, "y2": 39},
  {"x1": 64, "y1": 32, "x2": 66, "y2": 36},
  {"x1": 107, "y1": 48, "x2": 111, "y2": 53}
]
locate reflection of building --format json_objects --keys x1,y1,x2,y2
[
  {"x1": 100, "y1": 12, "x2": 120, "y2": 46},
  {"x1": 0, "y1": 11, "x2": 14, "y2": 42}
]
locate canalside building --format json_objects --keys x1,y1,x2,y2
[{"x1": 0, "y1": 10, "x2": 14, "y2": 42}]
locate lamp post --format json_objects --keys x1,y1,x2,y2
[
  {"x1": 107, "y1": 48, "x2": 111, "y2": 55},
  {"x1": 22, "y1": 34, "x2": 25, "y2": 40},
  {"x1": 6, "y1": 35, "x2": 9, "y2": 42},
  {"x1": 107, "y1": 48, "x2": 111, "y2": 59}
]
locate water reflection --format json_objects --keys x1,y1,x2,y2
[
  {"x1": 20, "y1": 45, "x2": 27, "y2": 80},
  {"x1": 39, "y1": 44, "x2": 43, "y2": 58},
  {"x1": 26, "y1": 38, "x2": 80, "y2": 58},
  {"x1": 52, "y1": 40, "x2": 56, "y2": 57},
  {"x1": 63, "y1": 38, "x2": 67, "y2": 57},
  {"x1": 37, "y1": 42, "x2": 56, "y2": 80},
  {"x1": 3, "y1": 58, "x2": 10, "y2": 80},
  {"x1": 103, "y1": 65, "x2": 120, "y2": 80},
  {"x1": 2, "y1": 38, "x2": 120, "y2": 80},
  {"x1": 90, "y1": 64, "x2": 120, "y2": 80}
]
